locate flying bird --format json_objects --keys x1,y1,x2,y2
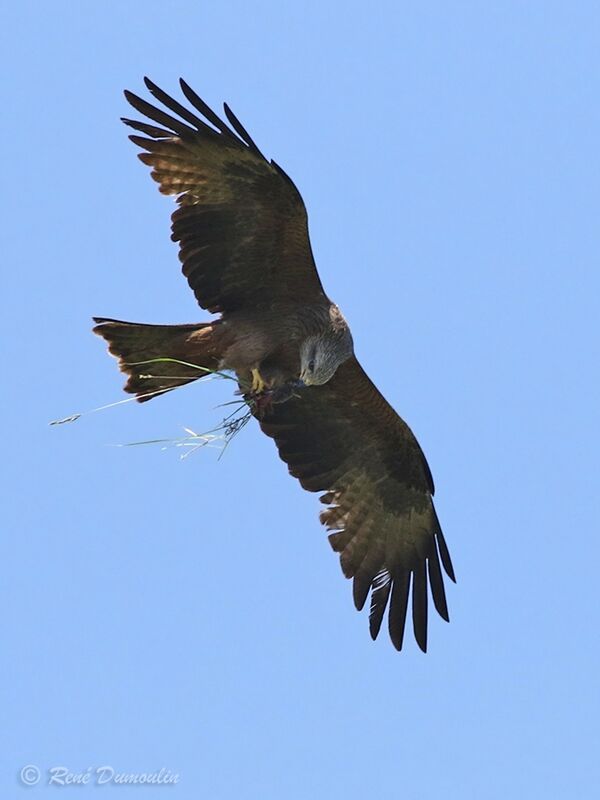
[{"x1": 93, "y1": 78, "x2": 455, "y2": 652}]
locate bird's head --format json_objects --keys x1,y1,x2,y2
[{"x1": 299, "y1": 318, "x2": 354, "y2": 387}]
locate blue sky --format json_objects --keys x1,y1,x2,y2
[{"x1": 3, "y1": 1, "x2": 599, "y2": 797}]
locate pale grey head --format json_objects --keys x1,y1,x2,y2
[{"x1": 299, "y1": 306, "x2": 354, "y2": 386}]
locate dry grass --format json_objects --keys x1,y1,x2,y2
[{"x1": 50, "y1": 357, "x2": 255, "y2": 460}]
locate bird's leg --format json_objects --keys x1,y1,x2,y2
[
  {"x1": 247, "y1": 367, "x2": 273, "y2": 417},
  {"x1": 251, "y1": 368, "x2": 266, "y2": 394},
  {"x1": 244, "y1": 363, "x2": 303, "y2": 418}
]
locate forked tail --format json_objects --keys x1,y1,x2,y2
[{"x1": 93, "y1": 317, "x2": 223, "y2": 401}]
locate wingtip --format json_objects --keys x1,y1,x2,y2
[
  {"x1": 445, "y1": 559, "x2": 457, "y2": 584},
  {"x1": 123, "y1": 89, "x2": 143, "y2": 112},
  {"x1": 353, "y1": 585, "x2": 368, "y2": 612},
  {"x1": 92, "y1": 316, "x2": 120, "y2": 329},
  {"x1": 143, "y1": 76, "x2": 162, "y2": 97},
  {"x1": 435, "y1": 525, "x2": 457, "y2": 583},
  {"x1": 414, "y1": 622, "x2": 428, "y2": 652}
]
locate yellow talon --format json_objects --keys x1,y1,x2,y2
[{"x1": 251, "y1": 368, "x2": 266, "y2": 393}]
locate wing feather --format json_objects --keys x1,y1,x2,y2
[
  {"x1": 144, "y1": 77, "x2": 225, "y2": 139},
  {"x1": 412, "y1": 560, "x2": 429, "y2": 652},
  {"x1": 223, "y1": 101, "x2": 264, "y2": 155},
  {"x1": 427, "y1": 538, "x2": 450, "y2": 622},
  {"x1": 388, "y1": 570, "x2": 411, "y2": 650},
  {"x1": 124, "y1": 89, "x2": 198, "y2": 139},
  {"x1": 179, "y1": 78, "x2": 239, "y2": 138},
  {"x1": 434, "y1": 511, "x2": 456, "y2": 583},
  {"x1": 369, "y1": 570, "x2": 392, "y2": 640},
  {"x1": 122, "y1": 118, "x2": 174, "y2": 138}
]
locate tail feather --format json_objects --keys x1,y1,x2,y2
[{"x1": 93, "y1": 317, "x2": 223, "y2": 401}]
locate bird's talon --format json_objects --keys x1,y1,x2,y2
[{"x1": 251, "y1": 368, "x2": 266, "y2": 393}]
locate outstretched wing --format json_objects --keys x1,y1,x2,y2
[
  {"x1": 124, "y1": 77, "x2": 326, "y2": 314},
  {"x1": 258, "y1": 357, "x2": 455, "y2": 652}
]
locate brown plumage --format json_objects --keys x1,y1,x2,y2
[{"x1": 94, "y1": 78, "x2": 455, "y2": 652}]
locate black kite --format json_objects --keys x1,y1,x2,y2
[{"x1": 94, "y1": 78, "x2": 456, "y2": 652}]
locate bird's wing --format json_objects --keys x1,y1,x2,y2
[
  {"x1": 123, "y1": 78, "x2": 327, "y2": 314},
  {"x1": 258, "y1": 357, "x2": 455, "y2": 652}
]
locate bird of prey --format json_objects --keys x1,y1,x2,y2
[{"x1": 94, "y1": 78, "x2": 455, "y2": 652}]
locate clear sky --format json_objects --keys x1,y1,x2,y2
[{"x1": 2, "y1": 1, "x2": 599, "y2": 798}]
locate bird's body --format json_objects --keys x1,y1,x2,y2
[
  {"x1": 222, "y1": 300, "x2": 352, "y2": 388},
  {"x1": 94, "y1": 78, "x2": 455, "y2": 652}
]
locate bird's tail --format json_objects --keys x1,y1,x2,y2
[{"x1": 92, "y1": 317, "x2": 224, "y2": 401}]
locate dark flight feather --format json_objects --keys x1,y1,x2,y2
[
  {"x1": 223, "y1": 101, "x2": 265, "y2": 157},
  {"x1": 121, "y1": 117, "x2": 174, "y2": 138},
  {"x1": 179, "y1": 78, "x2": 239, "y2": 139},
  {"x1": 412, "y1": 561, "x2": 428, "y2": 652},
  {"x1": 369, "y1": 570, "x2": 392, "y2": 640},
  {"x1": 143, "y1": 77, "x2": 221, "y2": 137},
  {"x1": 428, "y1": 540, "x2": 450, "y2": 621},
  {"x1": 124, "y1": 90, "x2": 197, "y2": 139},
  {"x1": 388, "y1": 571, "x2": 411, "y2": 651}
]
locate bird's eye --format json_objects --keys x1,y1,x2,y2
[{"x1": 308, "y1": 359, "x2": 315, "y2": 372}]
